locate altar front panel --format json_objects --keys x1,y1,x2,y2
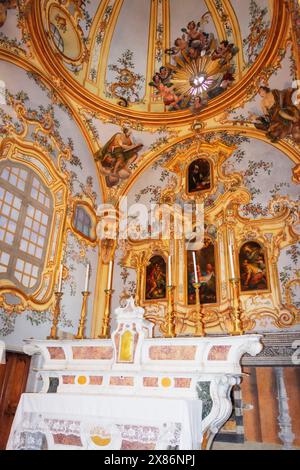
[{"x1": 7, "y1": 393, "x2": 202, "y2": 451}]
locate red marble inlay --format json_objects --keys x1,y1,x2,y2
[
  {"x1": 62, "y1": 376, "x2": 75, "y2": 385},
  {"x1": 72, "y1": 346, "x2": 113, "y2": 360},
  {"x1": 47, "y1": 347, "x2": 66, "y2": 360},
  {"x1": 53, "y1": 434, "x2": 82, "y2": 446},
  {"x1": 143, "y1": 377, "x2": 159, "y2": 387},
  {"x1": 208, "y1": 345, "x2": 231, "y2": 361},
  {"x1": 89, "y1": 376, "x2": 103, "y2": 385},
  {"x1": 121, "y1": 440, "x2": 156, "y2": 450},
  {"x1": 149, "y1": 346, "x2": 197, "y2": 361},
  {"x1": 174, "y1": 378, "x2": 192, "y2": 388},
  {"x1": 109, "y1": 376, "x2": 134, "y2": 386}
]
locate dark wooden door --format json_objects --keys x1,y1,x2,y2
[{"x1": 0, "y1": 351, "x2": 31, "y2": 449}]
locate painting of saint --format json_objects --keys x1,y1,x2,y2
[
  {"x1": 145, "y1": 256, "x2": 167, "y2": 301},
  {"x1": 187, "y1": 239, "x2": 217, "y2": 305},
  {"x1": 239, "y1": 241, "x2": 269, "y2": 292},
  {"x1": 94, "y1": 127, "x2": 143, "y2": 188},
  {"x1": 188, "y1": 158, "x2": 211, "y2": 194}
]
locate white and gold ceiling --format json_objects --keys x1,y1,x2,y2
[{"x1": 28, "y1": 0, "x2": 280, "y2": 120}]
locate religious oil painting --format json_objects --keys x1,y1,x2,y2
[
  {"x1": 239, "y1": 241, "x2": 269, "y2": 292},
  {"x1": 187, "y1": 158, "x2": 211, "y2": 194},
  {"x1": 145, "y1": 255, "x2": 167, "y2": 301},
  {"x1": 187, "y1": 238, "x2": 217, "y2": 305}
]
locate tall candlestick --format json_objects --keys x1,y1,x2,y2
[
  {"x1": 84, "y1": 263, "x2": 90, "y2": 292},
  {"x1": 228, "y1": 242, "x2": 235, "y2": 279},
  {"x1": 58, "y1": 263, "x2": 63, "y2": 293},
  {"x1": 192, "y1": 252, "x2": 198, "y2": 284},
  {"x1": 107, "y1": 260, "x2": 113, "y2": 289},
  {"x1": 168, "y1": 255, "x2": 172, "y2": 286}
]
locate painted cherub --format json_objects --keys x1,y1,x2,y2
[
  {"x1": 211, "y1": 40, "x2": 238, "y2": 65},
  {"x1": 157, "y1": 83, "x2": 182, "y2": 109}
]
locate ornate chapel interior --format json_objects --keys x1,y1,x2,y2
[{"x1": 0, "y1": 0, "x2": 300, "y2": 452}]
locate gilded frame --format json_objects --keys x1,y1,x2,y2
[
  {"x1": 143, "y1": 252, "x2": 168, "y2": 303},
  {"x1": 238, "y1": 239, "x2": 271, "y2": 296},
  {"x1": 0, "y1": 138, "x2": 68, "y2": 312}
]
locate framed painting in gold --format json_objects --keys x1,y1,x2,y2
[
  {"x1": 187, "y1": 238, "x2": 218, "y2": 305},
  {"x1": 145, "y1": 255, "x2": 167, "y2": 301},
  {"x1": 239, "y1": 241, "x2": 270, "y2": 293},
  {"x1": 187, "y1": 158, "x2": 212, "y2": 195}
]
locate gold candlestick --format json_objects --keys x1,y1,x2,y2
[
  {"x1": 229, "y1": 278, "x2": 244, "y2": 336},
  {"x1": 74, "y1": 291, "x2": 90, "y2": 339},
  {"x1": 98, "y1": 289, "x2": 114, "y2": 339},
  {"x1": 47, "y1": 292, "x2": 63, "y2": 340},
  {"x1": 193, "y1": 283, "x2": 205, "y2": 337},
  {"x1": 164, "y1": 285, "x2": 176, "y2": 338}
]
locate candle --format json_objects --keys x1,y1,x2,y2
[
  {"x1": 58, "y1": 263, "x2": 63, "y2": 293},
  {"x1": 84, "y1": 263, "x2": 90, "y2": 292},
  {"x1": 228, "y1": 241, "x2": 235, "y2": 279},
  {"x1": 168, "y1": 255, "x2": 172, "y2": 286},
  {"x1": 107, "y1": 260, "x2": 113, "y2": 290},
  {"x1": 192, "y1": 252, "x2": 198, "y2": 284}
]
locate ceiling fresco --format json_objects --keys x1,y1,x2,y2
[{"x1": 35, "y1": 0, "x2": 275, "y2": 116}]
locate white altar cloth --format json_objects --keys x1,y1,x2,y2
[{"x1": 7, "y1": 393, "x2": 202, "y2": 450}]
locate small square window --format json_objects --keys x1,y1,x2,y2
[
  {"x1": 32, "y1": 266, "x2": 38, "y2": 277},
  {"x1": 25, "y1": 217, "x2": 32, "y2": 228},
  {"x1": 5, "y1": 192, "x2": 13, "y2": 203},
  {"x1": 0, "y1": 217, "x2": 7, "y2": 229},
  {"x1": 0, "y1": 229, "x2": 5, "y2": 241},
  {"x1": 30, "y1": 232, "x2": 37, "y2": 243},
  {"x1": 1, "y1": 169, "x2": 9, "y2": 180},
  {"x1": 42, "y1": 214, "x2": 48, "y2": 225},
  {"x1": 36, "y1": 247, "x2": 42, "y2": 259},
  {"x1": 11, "y1": 209, "x2": 19, "y2": 221},
  {"x1": 7, "y1": 220, "x2": 16, "y2": 233},
  {"x1": 10, "y1": 174, "x2": 17, "y2": 186},
  {"x1": 2, "y1": 204, "x2": 10, "y2": 216},
  {"x1": 13, "y1": 198, "x2": 21, "y2": 210},
  {"x1": 25, "y1": 263, "x2": 32, "y2": 275},
  {"x1": 5, "y1": 232, "x2": 14, "y2": 245},
  {"x1": 35, "y1": 210, "x2": 41, "y2": 222},
  {"x1": 20, "y1": 240, "x2": 28, "y2": 252},
  {"x1": 28, "y1": 243, "x2": 35, "y2": 256},
  {"x1": 17, "y1": 180, "x2": 25, "y2": 191},
  {"x1": 27, "y1": 206, "x2": 34, "y2": 217},
  {"x1": 22, "y1": 228, "x2": 30, "y2": 240},
  {"x1": 33, "y1": 221, "x2": 39, "y2": 232},
  {"x1": 37, "y1": 236, "x2": 44, "y2": 247},
  {"x1": 15, "y1": 272, "x2": 22, "y2": 282},
  {"x1": 1, "y1": 252, "x2": 9, "y2": 265},
  {"x1": 31, "y1": 188, "x2": 38, "y2": 199},
  {"x1": 22, "y1": 275, "x2": 30, "y2": 287},
  {"x1": 16, "y1": 259, "x2": 24, "y2": 270}
]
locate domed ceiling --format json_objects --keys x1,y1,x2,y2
[{"x1": 29, "y1": 0, "x2": 281, "y2": 122}]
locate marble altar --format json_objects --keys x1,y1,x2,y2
[{"x1": 7, "y1": 298, "x2": 263, "y2": 450}]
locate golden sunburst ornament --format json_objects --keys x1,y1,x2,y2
[{"x1": 169, "y1": 53, "x2": 223, "y2": 98}]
